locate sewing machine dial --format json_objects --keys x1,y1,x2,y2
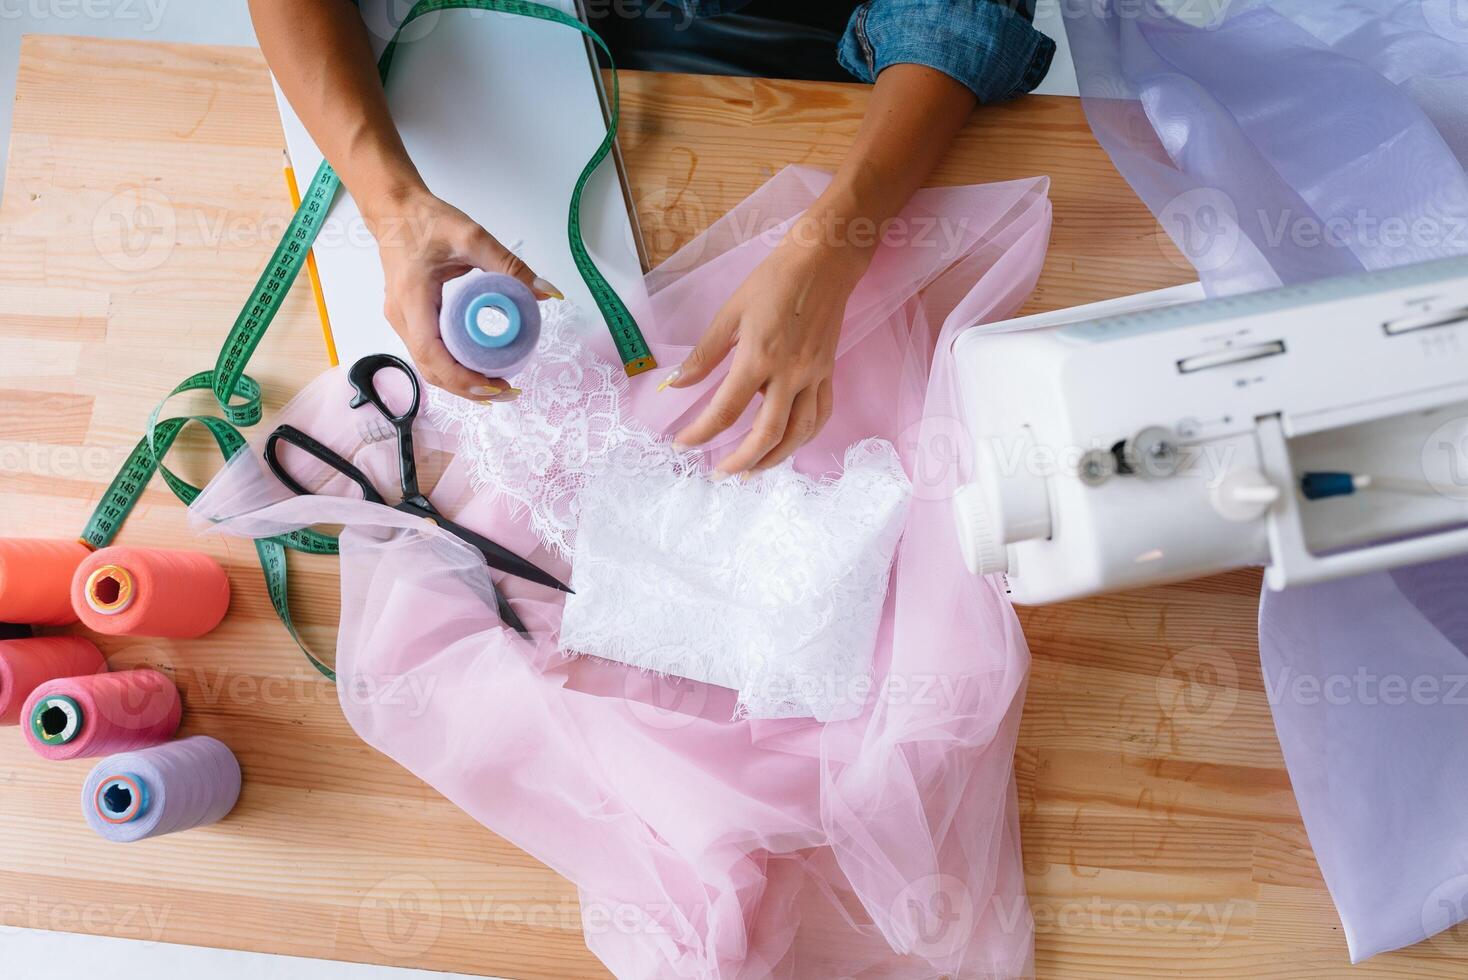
[{"x1": 952, "y1": 430, "x2": 1053, "y2": 576}]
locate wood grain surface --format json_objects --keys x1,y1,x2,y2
[{"x1": 0, "y1": 33, "x2": 1462, "y2": 979}]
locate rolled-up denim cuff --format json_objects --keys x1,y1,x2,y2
[{"x1": 838, "y1": 0, "x2": 1056, "y2": 104}]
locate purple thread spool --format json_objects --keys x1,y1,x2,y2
[
  {"x1": 439, "y1": 271, "x2": 542, "y2": 378},
  {"x1": 81, "y1": 735, "x2": 242, "y2": 843}
]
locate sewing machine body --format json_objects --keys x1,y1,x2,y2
[{"x1": 950, "y1": 257, "x2": 1468, "y2": 604}]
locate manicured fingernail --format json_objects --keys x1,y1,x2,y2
[
  {"x1": 532, "y1": 277, "x2": 564, "y2": 300},
  {"x1": 488, "y1": 387, "x2": 521, "y2": 403},
  {"x1": 711, "y1": 468, "x2": 729, "y2": 481},
  {"x1": 738, "y1": 471, "x2": 752, "y2": 483},
  {"x1": 671, "y1": 438, "x2": 688, "y2": 452},
  {"x1": 656, "y1": 368, "x2": 682, "y2": 392},
  {"x1": 470, "y1": 385, "x2": 502, "y2": 396}
]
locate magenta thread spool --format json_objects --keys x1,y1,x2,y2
[
  {"x1": 0, "y1": 636, "x2": 106, "y2": 726},
  {"x1": 82, "y1": 735, "x2": 242, "y2": 843},
  {"x1": 439, "y1": 271, "x2": 542, "y2": 377},
  {"x1": 22, "y1": 669, "x2": 182, "y2": 761}
]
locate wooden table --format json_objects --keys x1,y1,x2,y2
[{"x1": 0, "y1": 34, "x2": 1461, "y2": 979}]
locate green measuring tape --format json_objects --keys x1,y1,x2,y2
[{"x1": 80, "y1": 0, "x2": 652, "y2": 681}]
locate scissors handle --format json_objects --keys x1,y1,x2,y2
[
  {"x1": 266, "y1": 425, "x2": 387, "y2": 506},
  {"x1": 347, "y1": 353, "x2": 423, "y2": 500}
]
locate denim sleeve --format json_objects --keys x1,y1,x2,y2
[{"x1": 839, "y1": 0, "x2": 1056, "y2": 104}]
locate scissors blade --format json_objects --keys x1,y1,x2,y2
[
  {"x1": 395, "y1": 502, "x2": 574, "y2": 594},
  {"x1": 491, "y1": 580, "x2": 532, "y2": 639},
  {"x1": 440, "y1": 517, "x2": 573, "y2": 593}
]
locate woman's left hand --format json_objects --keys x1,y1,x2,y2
[{"x1": 665, "y1": 224, "x2": 868, "y2": 476}]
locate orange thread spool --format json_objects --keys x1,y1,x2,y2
[
  {"x1": 71, "y1": 547, "x2": 230, "y2": 639},
  {"x1": 0, "y1": 538, "x2": 91, "y2": 626}
]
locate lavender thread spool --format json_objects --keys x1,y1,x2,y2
[
  {"x1": 439, "y1": 271, "x2": 542, "y2": 378},
  {"x1": 81, "y1": 735, "x2": 242, "y2": 843}
]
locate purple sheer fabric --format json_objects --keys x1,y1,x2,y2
[
  {"x1": 1068, "y1": 0, "x2": 1468, "y2": 960},
  {"x1": 1068, "y1": 0, "x2": 1468, "y2": 294}
]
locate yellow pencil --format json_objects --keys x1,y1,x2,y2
[{"x1": 283, "y1": 151, "x2": 339, "y2": 367}]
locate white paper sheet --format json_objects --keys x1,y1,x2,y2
[{"x1": 273, "y1": 0, "x2": 649, "y2": 369}]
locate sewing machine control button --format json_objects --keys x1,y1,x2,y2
[
  {"x1": 1383, "y1": 306, "x2": 1468, "y2": 336},
  {"x1": 1076, "y1": 449, "x2": 1116, "y2": 486},
  {"x1": 1210, "y1": 468, "x2": 1281, "y2": 522},
  {"x1": 1123, "y1": 426, "x2": 1183, "y2": 479},
  {"x1": 1176, "y1": 340, "x2": 1286, "y2": 373}
]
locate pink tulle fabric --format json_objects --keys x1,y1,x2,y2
[{"x1": 192, "y1": 167, "x2": 1053, "y2": 978}]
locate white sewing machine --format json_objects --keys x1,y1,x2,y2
[{"x1": 950, "y1": 256, "x2": 1468, "y2": 604}]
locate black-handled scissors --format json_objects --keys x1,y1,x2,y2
[{"x1": 264, "y1": 353, "x2": 571, "y2": 638}]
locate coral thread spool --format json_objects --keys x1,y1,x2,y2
[
  {"x1": 439, "y1": 271, "x2": 542, "y2": 377},
  {"x1": 82, "y1": 736, "x2": 242, "y2": 843},
  {"x1": 22, "y1": 669, "x2": 182, "y2": 761},
  {"x1": 0, "y1": 538, "x2": 91, "y2": 626},
  {"x1": 71, "y1": 546, "x2": 230, "y2": 638},
  {"x1": 0, "y1": 636, "x2": 107, "y2": 725}
]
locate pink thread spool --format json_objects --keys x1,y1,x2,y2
[
  {"x1": 0, "y1": 636, "x2": 106, "y2": 726},
  {"x1": 22, "y1": 669, "x2": 182, "y2": 761},
  {"x1": 71, "y1": 546, "x2": 230, "y2": 638}
]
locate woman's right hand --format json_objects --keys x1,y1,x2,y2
[{"x1": 361, "y1": 185, "x2": 560, "y2": 401}]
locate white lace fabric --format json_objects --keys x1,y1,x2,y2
[
  {"x1": 429, "y1": 302, "x2": 689, "y2": 557},
  {"x1": 430, "y1": 303, "x2": 912, "y2": 720},
  {"x1": 564, "y1": 438, "x2": 911, "y2": 720}
]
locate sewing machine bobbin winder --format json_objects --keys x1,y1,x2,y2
[{"x1": 950, "y1": 256, "x2": 1468, "y2": 604}]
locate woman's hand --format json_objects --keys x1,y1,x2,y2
[
  {"x1": 362, "y1": 186, "x2": 559, "y2": 400},
  {"x1": 249, "y1": 0, "x2": 560, "y2": 400},
  {"x1": 661, "y1": 65, "x2": 977, "y2": 476},
  {"x1": 665, "y1": 218, "x2": 868, "y2": 476}
]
